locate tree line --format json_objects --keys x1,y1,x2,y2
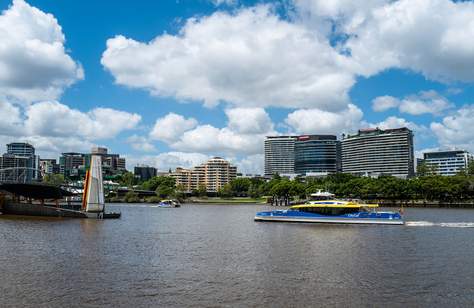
[{"x1": 43, "y1": 161, "x2": 474, "y2": 202}]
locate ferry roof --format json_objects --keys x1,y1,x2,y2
[{"x1": 291, "y1": 201, "x2": 379, "y2": 209}]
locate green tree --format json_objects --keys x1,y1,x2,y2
[
  {"x1": 142, "y1": 176, "x2": 175, "y2": 191},
  {"x1": 124, "y1": 191, "x2": 140, "y2": 203},
  {"x1": 174, "y1": 184, "x2": 187, "y2": 200},
  {"x1": 119, "y1": 172, "x2": 136, "y2": 188},
  {"x1": 156, "y1": 185, "x2": 175, "y2": 198},
  {"x1": 218, "y1": 183, "x2": 233, "y2": 198},
  {"x1": 193, "y1": 184, "x2": 207, "y2": 197},
  {"x1": 230, "y1": 178, "x2": 251, "y2": 196},
  {"x1": 468, "y1": 161, "x2": 474, "y2": 176},
  {"x1": 42, "y1": 174, "x2": 65, "y2": 186}
]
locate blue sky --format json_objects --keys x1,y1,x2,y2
[{"x1": 1, "y1": 0, "x2": 474, "y2": 173}]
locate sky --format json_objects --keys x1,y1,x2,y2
[{"x1": 1, "y1": 0, "x2": 474, "y2": 174}]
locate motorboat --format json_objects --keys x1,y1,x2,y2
[
  {"x1": 158, "y1": 200, "x2": 181, "y2": 208},
  {"x1": 255, "y1": 191, "x2": 403, "y2": 225}
]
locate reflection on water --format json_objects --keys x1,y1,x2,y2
[
  {"x1": 406, "y1": 221, "x2": 474, "y2": 228},
  {"x1": 1, "y1": 205, "x2": 474, "y2": 307}
]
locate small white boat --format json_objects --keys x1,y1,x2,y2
[{"x1": 158, "y1": 200, "x2": 181, "y2": 208}]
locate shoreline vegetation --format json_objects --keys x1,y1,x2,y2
[
  {"x1": 106, "y1": 196, "x2": 474, "y2": 208},
  {"x1": 107, "y1": 197, "x2": 268, "y2": 204},
  {"x1": 47, "y1": 165, "x2": 474, "y2": 208}
]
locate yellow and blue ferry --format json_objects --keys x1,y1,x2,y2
[{"x1": 255, "y1": 191, "x2": 404, "y2": 225}]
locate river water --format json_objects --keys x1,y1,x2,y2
[{"x1": 1, "y1": 204, "x2": 474, "y2": 307}]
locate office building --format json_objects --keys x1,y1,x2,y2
[
  {"x1": 39, "y1": 159, "x2": 60, "y2": 177},
  {"x1": 265, "y1": 135, "x2": 341, "y2": 177},
  {"x1": 294, "y1": 135, "x2": 341, "y2": 175},
  {"x1": 134, "y1": 166, "x2": 157, "y2": 181},
  {"x1": 60, "y1": 152, "x2": 86, "y2": 178},
  {"x1": 171, "y1": 157, "x2": 237, "y2": 193},
  {"x1": 1, "y1": 142, "x2": 39, "y2": 182},
  {"x1": 7, "y1": 142, "x2": 35, "y2": 156},
  {"x1": 341, "y1": 127, "x2": 415, "y2": 178},
  {"x1": 0, "y1": 154, "x2": 30, "y2": 182},
  {"x1": 60, "y1": 148, "x2": 127, "y2": 179},
  {"x1": 264, "y1": 136, "x2": 297, "y2": 176},
  {"x1": 423, "y1": 150, "x2": 473, "y2": 176}
]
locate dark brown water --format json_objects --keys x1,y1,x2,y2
[{"x1": 1, "y1": 204, "x2": 474, "y2": 307}]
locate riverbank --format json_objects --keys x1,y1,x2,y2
[
  {"x1": 107, "y1": 196, "x2": 268, "y2": 204},
  {"x1": 106, "y1": 196, "x2": 474, "y2": 208},
  {"x1": 378, "y1": 200, "x2": 474, "y2": 208},
  {"x1": 187, "y1": 197, "x2": 267, "y2": 204}
]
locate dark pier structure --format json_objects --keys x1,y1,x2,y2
[{"x1": 0, "y1": 183, "x2": 87, "y2": 218}]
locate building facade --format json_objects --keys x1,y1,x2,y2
[
  {"x1": 171, "y1": 157, "x2": 237, "y2": 193},
  {"x1": 134, "y1": 166, "x2": 157, "y2": 181},
  {"x1": 341, "y1": 128, "x2": 415, "y2": 178},
  {"x1": 60, "y1": 148, "x2": 127, "y2": 179},
  {"x1": 1, "y1": 142, "x2": 39, "y2": 182},
  {"x1": 294, "y1": 135, "x2": 341, "y2": 175},
  {"x1": 39, "y1": 159, "x2": 60, "y2": 177},
  {"x1": 0, "y1": 154, "x2": 30, "y2": 182},
  {"x1": 60, "y1": 152, "x2": 86, "y2": 178},
  {"x1": 265, "y1": 135, "x2": 341, "y2": 177},
  {"x1": 264, "y1": 136, "x2": 297, "y2": 176},
  {"x1": 423, "y1": 150, "x2": 473, "y2": 176}
]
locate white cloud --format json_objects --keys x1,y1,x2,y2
[
  {"x1": 126, "y1": 135, "x2": 156, "y2": 152},
  {"x1": 431, "y1": 105, "x2": 474, "y2": 149},
  {"x1": 126, "y1": 152, "x2": 210, "y2": 171},
  {"x1": 0, "y1": 100, "x2": 23, "y2": 135},
  {"x1": 170, "y1": 125, "x2": 266, "y2": 155},
  {"x1": 24, "y1": 101, "x2": 141, "y2": 140},
  {"x1": 370, "y1": 116, "x2": 426, "y2": 133},
  {"x1": 0, "y1": 0, "x2": 83, "y2": 102},
  {"x1": 211, "y1": 0, "x2": 237, "y2": 6},
  {"x1": 25, "y1": 135, "x2": 95, "y2": 156},
  {"x1": 231, "y1": 154, "x2": 264, "y2": 174},
  {"x1": 148, "y1": 108, "x2": 275, "y2": 156},
  {"x1": 225, "y1": 107, "x2": 273, "y2": 134},
  {"x1": 293, "y1": 0, "x2": 388, "y2": 35},
  {"x1": 149, "y1": 113, "x2": 198, "y2": 142},
  {"x1": 372, "y1": 91, "x2": 453, "y2": 116},
  {"x1": 372, "y1": 96, "x2": 400, "y2": 112},
  {"x1": 126, "y1": 152, "x2": 264, "y2": 174},
  {"x1": 345, "y1": 0, "x2": 474, "y2": 82},
  {"x1": 285, "y1": 104, "x2": 363, "y2": 135},
  {"x1": 0, "y1": 100, "x2": 141, "y2": 157},
  {"x1": 101, "y1": 5, "x2": 355, "y2": 111},
  {"x1": 399, "y1": 91, "x2": 453, "y2": 116}
]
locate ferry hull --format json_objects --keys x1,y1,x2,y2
[{"x1": 254, "y1": 215, "x2": 404, "y2": 225}]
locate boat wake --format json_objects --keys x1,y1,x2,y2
[{"x1": 406, "y1": 221, "x2": 474, "y2": 228}]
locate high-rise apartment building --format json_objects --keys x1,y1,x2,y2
[
  {"x1": 341, "y1": 128, "x2": 415, "y2": 178},
  {"x1": 1, "y1": 142, "x2": 39, "y2": 182},
  {"x1": 294, "y1": 135, "x2": 341, "y2": 175},
  {"x1": 171, "y1": 157, "x2": 237, "y2": 193},
  {"x1": 423, "y1": 150, "x2": 473, "y2": 176},
  {"x1": 264, "y1": 136, "x2": 296, "y2": 176}
]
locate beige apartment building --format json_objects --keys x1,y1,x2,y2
[{"x1": 171, "y1": 157, "x2": 237, "y2": 193}]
